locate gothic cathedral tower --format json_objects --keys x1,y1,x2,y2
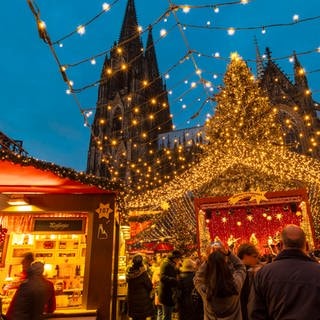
[
  {"x1": 86, "y1": 0, "x2": 172, "y2": 185},
  {"x1": 257, "y1": 47, "x2": 320, "y2": 158}
]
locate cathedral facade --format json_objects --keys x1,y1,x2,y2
[
  {"x1": 86, "y1": 0, "x2": 173, "y2": 187},
  {"x1": 257, "y1": 47, "x2": 320, "y2": 158}
]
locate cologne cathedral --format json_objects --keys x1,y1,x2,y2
[{"x1": 86, "y1": 0, "x2": 320, "y2": 188}]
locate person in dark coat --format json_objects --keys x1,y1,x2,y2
[
  {"x1": 177, "y1": 258, "x2": 203, "y2": 320},
  {"x1": 250, "y1": 224, "x2": 320, "y2": 320},
  {"x1": 6, "y1": 261, "x2": 56, "y2": 320},
  {"x1": 237, "y1": 243, "x2": 261, "y2": 320},
  {"x1": 158, "y1": 250, "x2": 182, "y2": 320},
  {"x1": 126, "y1": 254, "x2": 154, "y2": 320}
]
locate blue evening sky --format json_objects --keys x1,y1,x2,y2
[{"x1": 1, "y1": 0, "x2": 319, "y2": 171}]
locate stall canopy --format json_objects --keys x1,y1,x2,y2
[{"x1": 0, "y1": 160, "x2": 112, "y2": 194}]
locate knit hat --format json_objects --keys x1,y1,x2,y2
[
  {"x1": 30, "y1": 261, "x2": 44, "y2": 275},
  {"x1": 180, "y1": 258, "x2": 196, "y2": 272}
]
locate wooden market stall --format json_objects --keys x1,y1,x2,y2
[
  {"x1": 195, "y1": 189, "x2": 316, "y2": 258},
  {"x1": 0, "y1": 159, "x2": 120, "y2": 320}
]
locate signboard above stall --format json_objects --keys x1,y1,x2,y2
[{"x1": 33, "y1": 218, "x2": 86, "y2": 233}]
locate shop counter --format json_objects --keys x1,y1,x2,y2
[{"x1": 43, "y1": 309, "x2": 97, "y2": 319}]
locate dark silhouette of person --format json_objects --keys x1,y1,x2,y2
[
  {"x1": 250, "y1": 224, "x2": 320, "y2": 320},
  {"x1": 6, "y1": 261, "x2": 56, "y2": 320}
]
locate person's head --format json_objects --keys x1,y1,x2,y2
[
  {"x1": 29, "y1": 261, "x2": 44, "y2": 277},
  {"x1": 132, "y1": 254, "x2": 144, "y2": 269},
  {"x1": 168, "y1": 250, "x2": 183, "y2": 266},
  {"x1": 281, "y1": 224, "x2": 306, "y2": 251},
  {"x1": 21, "y1": 252, "x2": 34, "y2": 272},
  {"x1": 237, "y1": 243, "x2": 260, "y2": 267},
  {"x1": 205, "y1": 250, "x2": 237, "y2": 299}
]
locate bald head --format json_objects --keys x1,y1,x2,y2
[{"x1": 281, "y1": 224, "x2": 306, "y2": 250}]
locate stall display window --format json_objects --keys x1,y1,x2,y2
[{"x1": 0, "y1": 232, "x2": 87, "y2": 313}]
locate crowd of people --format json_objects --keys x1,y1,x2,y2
[
  {"x1": 2, "y1": 224, "x2": 319, "y2": 320},
  {"x1": 125, "y1": 224, "x2": 320, "y2": 320}
]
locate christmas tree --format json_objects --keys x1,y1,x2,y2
[{"x1": 206, "y1": 53, "x2": 284, "y2": 148}]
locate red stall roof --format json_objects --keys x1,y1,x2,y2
[{"x1": 0, "y1": 160, "x2": 113, "y2": 194}]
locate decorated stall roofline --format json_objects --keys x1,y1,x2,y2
[
  {"x1": 199, "y1": 196, "x2": 304, "y2": 210},
  {"x1": 195, "y1": 189, "x2": 308, "y2": 208}
]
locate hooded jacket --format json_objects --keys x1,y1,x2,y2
[{"x1": 126, "y1": 265, "x2": 154, "y2": 319}]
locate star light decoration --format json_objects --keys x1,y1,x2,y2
[
  {"x1": 247, "y1": 215, "x2": 254, "y2": 222},
  {"x1": 95, "y1": 203, "x2": 113, "y2": 220},
  {"x1": 160, "y1": 201, "x2": 170, "y2": 211}
]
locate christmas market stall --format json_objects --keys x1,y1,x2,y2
[
  {"x1": 195, "y1": 189, "x2": 315, "y2": 257},
  {"x1": 0, "y1": 155, "x2": 122, "y2": 320}
]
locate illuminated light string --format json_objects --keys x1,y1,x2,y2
[
  {"x1": 90, "y1": 122, "x2": 205, "y2": 183},
  {"x1": 178, "y1": 14, "x2": 320, "y2": 34},
  {"x1": 67, "y1": 44, "x2": 320, "y2": 96},
  {"x1": 78, "y1": 53, "x2": 213, "y2": 143},
  {"x1": 52, "y1": 0, "x2": 122, "y2": 45},
  {"x1": 27, "y1": 0, "x2": 320, "y2": 114},
  {"x1": 125, "y1": 138, "x2": 320, "y2": 225},
  {"x1": 38, "y1": 3, "x2": 320, "y2": 73},
  {"x1": 49, "y1": 0, "x2": 251, "y2": 45},
  {"x1": 28, "y1": 0, "x2": 320, "y2": 104},
  {"x1": 62, "y1": 18, "x2": 179, "y2": 70},
  {"x1": 168, "y1": 0, "x2": 216, "y2": 123},
  {"x1": 27, "y1": 1, "x2": 320, "y2": 192},
  {"x1": 68, "y1": 24, "x2": 181, "y2": 93}
]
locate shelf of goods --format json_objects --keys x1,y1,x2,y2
[{"x1": 0, "y1": 233, "x2": 86, "y2": 313}]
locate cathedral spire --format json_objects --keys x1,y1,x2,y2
[
  {"x1": 293, "y1": 51, "x2": 309, "y2": 89},
  {"x1": 265, "y1": 47, "x2": 272, "y2": 62},
  {"x1": 145, "y1": 25, "x2": 160, "y2": 80},
  {"x1": 118, "y1": 0, "x2": 143, "y2": 61},
  {"x1": 254, "y1": 37, "x2": 264, "y2": 79}
]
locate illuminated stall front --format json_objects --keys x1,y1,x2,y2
[
  {"x1": 195, "y1": 189, "x2": 316, "y2": 257},
  {"x1": 0, "y1": 160, "x2": 120, "y2": 320}
]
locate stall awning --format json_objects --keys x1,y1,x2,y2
[{"x1": 0, "y1": 160, "x2": 113, "y2": 194}]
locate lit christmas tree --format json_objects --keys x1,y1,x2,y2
[{"x1": 206, "y1": 52, "x2": 284, "y2": 148}]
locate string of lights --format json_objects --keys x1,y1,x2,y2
[
  {"x1": 52, "y1": 0, "x2": 123, "y2": 45},
  {"x1": 49, "y1": 0, "x2": 252, "y2": 45},
  {"x1": 179, "y1": 14, "x2": 320, "y2": 33}
]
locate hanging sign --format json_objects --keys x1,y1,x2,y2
[{"x1": 33, "y1": 218, "x2": 86, "y2": 233}]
